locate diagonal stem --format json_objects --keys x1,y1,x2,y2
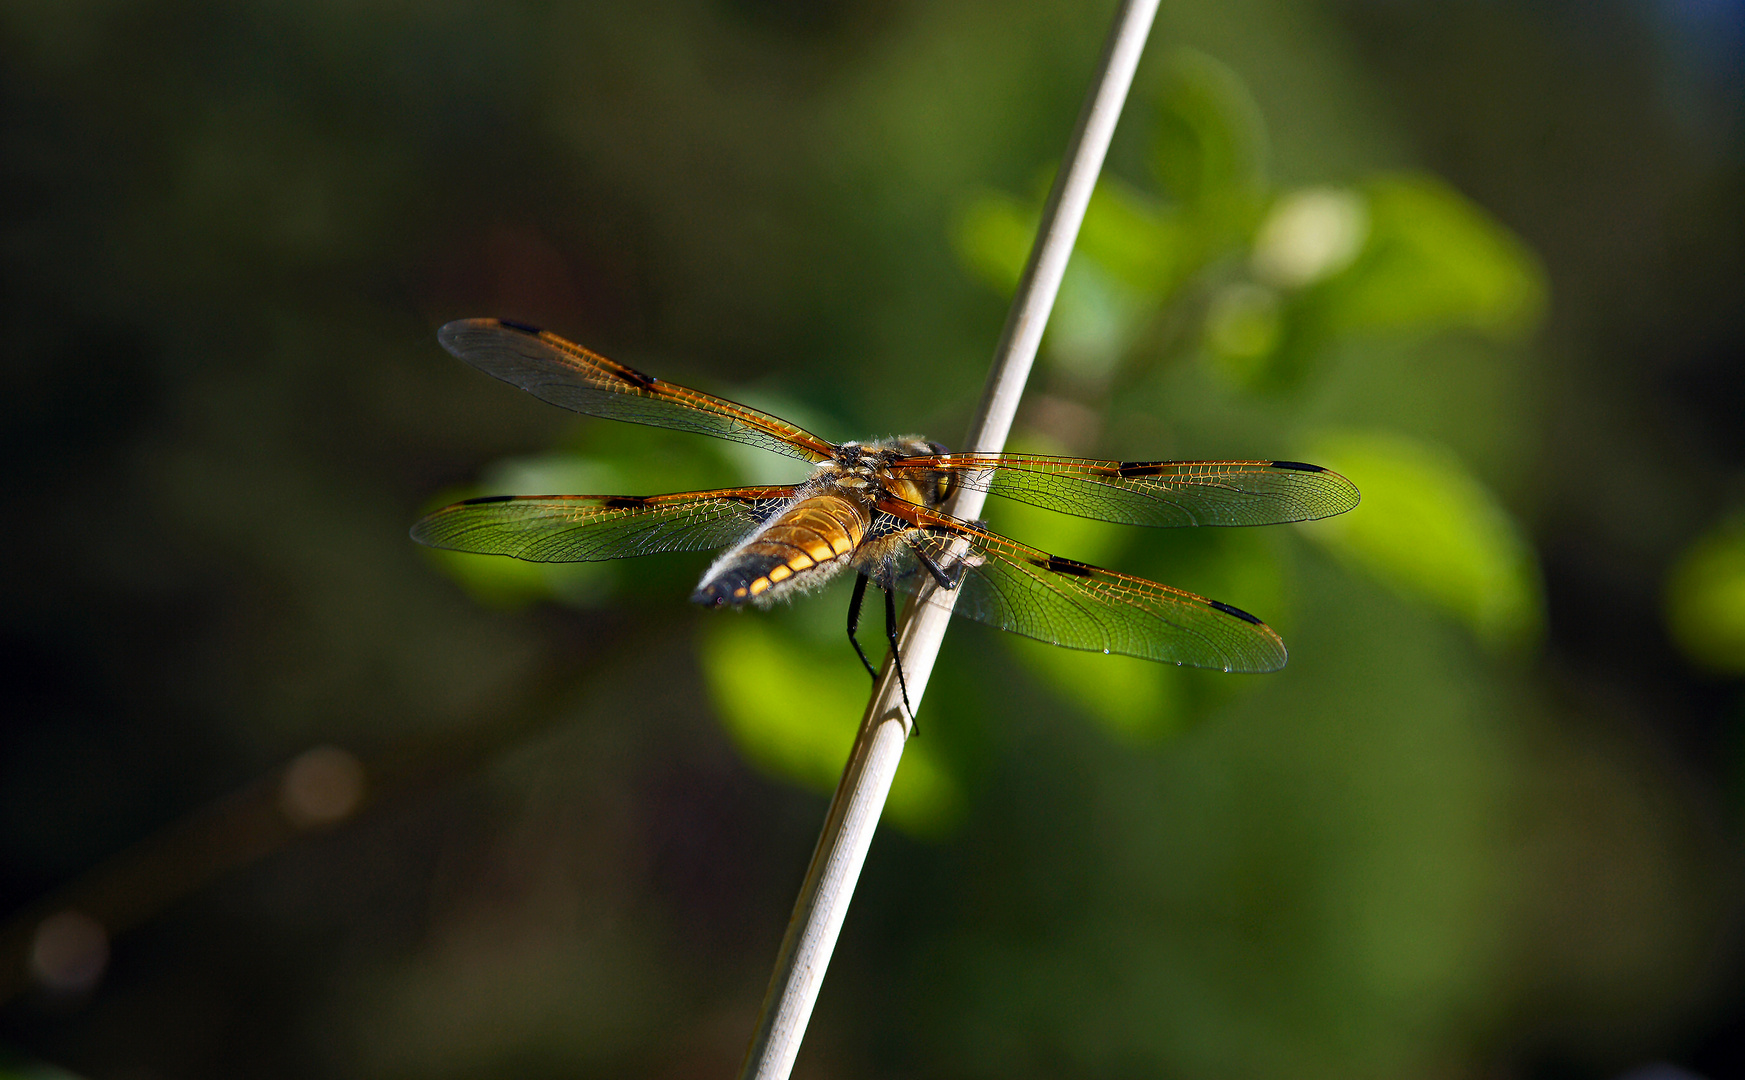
[{"x1": 737, "y1": 3, "x2": 1161, "y2": 1076}]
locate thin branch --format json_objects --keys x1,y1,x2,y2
[{"x1": 737, "y1": 2, "x2": 1162, "y2": 1077}]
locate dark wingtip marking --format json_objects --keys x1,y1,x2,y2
[
  {"x1": 1042, "y1": 555, "x2": 1097, "y2": 577},
  {"x1": 1207, "y1": 599, "x2": 1263, "y2": 625},
  {"x1": 1117, "y1": 461, "x2": 1164, "y2": 477},
  {"x1": 463, "y1": 494, "x2": 517, "y2": 504},
  {"x1": 600, "y1": 496, "x2": 648, "y2": 509},
  {"x1": 1269, "y1": 460, "x2": 1324, "y2": 472},
  {"x1": 496, "y1": 318, "x2": 544, "y2": 335}
]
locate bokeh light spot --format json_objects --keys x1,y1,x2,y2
[
  {"x1": 30, "y1": 911, "x2": 108, "y2": 995},
  {"x1": 279, "y1": 745, "x2": 366, "y2": 828}
]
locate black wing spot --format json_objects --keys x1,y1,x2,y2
[
  {"x1": 600, "y1": 496, "x2": 648, "y2": 509},
  {"x1": 1117, "y1": 461, "x2": 1164, "y2": 477},
  {"x1": 462, "y1": 494, "x2": 517, "y2": 504},
  {"x1": 1268, "y1": 460, "x2": 1325, "y2": 472},
  {"x1": 616, "y1": 365, "x2": 659, "y2": 389},
  {"x1": 496, "y1": 318, "x2": 543, "y2": 335},
  {"x1": 1207, "y1": 599, "x2": 1263, "y2": 625},
  {"x1": 1043, "y1": 555, "x2": 1097, "y2": 577}
]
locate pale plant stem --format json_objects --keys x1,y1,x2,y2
[{"x1": 737, "y1": 2, "x2": 1161, "y2": 1076}]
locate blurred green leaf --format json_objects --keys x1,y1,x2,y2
[
  {"x1": 1251, "y1": 186, "x2": 1370, "y2": 289},
  {"x1": 982, "y1": 476, "x2": 1133, "y2": 569},
  {"x1": 417, "y1": 451, "x2": 631, "y2": 608},
  {"x1": 1316, "y1": 173, "x2": 1547, "y2": 339},
  {"x1": 0, "y1": 1054, "x2": 84, "y2": 1080},
  {"x1": 424, "y1": 545, "x2": 615, "y2": 610},
  {"x1": 984, "y1": 495, "x2": 1285, "y2": 734},
  {"x1": 1665, "y1": 513, "x2": 1745, "y2": 674},
  {"x1": 420, "y1": 420, "x2": 808, "y2": 609},
  {"x1": 1202, "y1": 281, "x2": 1285, "y2": 388},
  {"x1": 1150, "y1": 48, "x2": 1268, "y2": 220},
  {"x1": 984, "y1": 491, "x2": 1170, "y2": 735},
  {"x1": 1008, "y1": 636, "x2": 1184, "y2": 739},
  {"x1": 953, "y1": 188, "x2": 1034, "y2": 295},
  {"x1": 954, "y1": 180, "x2": 1174, "y2": 383},
  {"x1": 1076, "y1": 177, "x2": 1180, "y2": 297},
  {"x1": 1049, "y1": 258, "x2": 1147, "y2": 383},
  {"x1": 698, "y1": 618, "x2": 961, "y2": 835},
  {"x1": 1297, "y1": 430, "x2": 1543, "y2": 652},
  {"x1": 1050, "y1": 180, "x2": 1186, "y2": 382}
]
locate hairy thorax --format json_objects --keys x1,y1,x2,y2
[{"x1": 691, "y1": 437, "x2": 954, "y2": 608}]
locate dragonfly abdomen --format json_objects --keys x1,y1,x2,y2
[{"x1": 692, "y1": 494, "x2": 869, "y2": 607}]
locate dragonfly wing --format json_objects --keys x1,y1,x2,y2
[
  {"x1": 881, "y1": 504, "x2": 1287, "y2": 673},
  {"x1": 892, "y1": 454, "x2": 1359, "y2": 527},
  {"x1": 439, "y1": 319, "x2": 836, "y2": 462},
  {"x1": 411, "y1": 487, "x2": 796, "y2": 563}
]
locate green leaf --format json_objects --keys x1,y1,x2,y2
[
  {"x1": 952, "y1": 189, "x2": 1034, "y2": 295},
  {"x1": 1251, "y1": 186, "x2": 1370, "y2": 289},
  {"x1": 1150, "y1": 48, "x2": 1268, "y2": 216},
  {"x1": 955, "y1": 183, "x2": 1166, "y2": 383},
  {"x1": 418, "y1": 425, "x2": 804, "y2": 610},
  {"x1": 1201, "y1": 281, "x2": 1285, "y2": 389},
  {"x1": 698, "y1": 618, "x2": 962, "y2": 835},
  {"x1": 1008, "y1": 636, "x2": 1184, "y2": 739},
  {"x1": 423, "y1": 545, "x2": 616, "y2": 610},
  {"x1": 1665, "y1": 513, "x2": 1745, "y2": 674},
  {"x1": 1076, "y1": 177, "x2": 1180, "y2": 297},
  {"x1": 985, "y1": 496, "x2": 1285, "y2": 734},
  {"x1": 1296, "y1": 430, "x2": 1543, "y2": 652},
  {"x1": 1315, "y1": 174, "x2": 1547, "y2": 340}
]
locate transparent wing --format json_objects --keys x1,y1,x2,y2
[
  {"x1": 410, "y1": 487, "x2": 797, "y2": 563},
  {"x1": 439, "y1": 318, "x2": 836, "y2": 462},
  {"x1": 889, "y1": 454, "x2": 1359, "y2": 527},
  {"x1": 878, "y1": 502, "x2": 1287, "y2": 673}
]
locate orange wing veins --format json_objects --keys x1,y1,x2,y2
[{"x1": 439, "y1": 318, "x2": 837, "y2": 462}]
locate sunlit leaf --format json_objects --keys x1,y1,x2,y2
[
  {"x1": 1007, "y1": 635, "x2": 1184, "y2": 739},
  {"x1": 1076, "y1": 177, "x2": 1180, "y2": 296},
  {"x1": 418, "y1": 455, "x2": 633, "y2": 608},
  {"x1": 1252, "y1": 187, "x2": 1370, "y2": 289},
  {"x1": 952, "y1": 189, "x2": 1034, "y2": 295},
  {"x1": 1665, "y1": 513, "x2": 1745, "y2": 674},
  {"x1": 417, "y1": 456, "x2": 626, "y2": 608},
  {"x1": 698, "y1": 619, "x2": 962, "y2": 835},
  {"x1": 418, "y1": 424, "x2": 801, "y2": 610},
  {"x1": 1297, "y1": 430, "x2": 1542, "y2": 652},
  {"x1": 1316, "y1": 174, "x2": 1547, "y2": 340},
  {"x1": 424, "y1": 545, "x2": 615, "y2": 610}
]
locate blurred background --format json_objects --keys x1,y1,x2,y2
[{"x1": 2, "y1": 0, "x2": 1743, "y2": 1077}]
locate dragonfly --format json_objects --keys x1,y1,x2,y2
[{"x1": 412, "y1": 318, "x2": 1360, "y2": 713}]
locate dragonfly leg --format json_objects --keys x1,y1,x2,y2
[
  {"x1": 883, "y1": 584, "x2": 917, "y2": 733},
  {"x1": 912, "y1": 542, "x2": 964, "y2": 590},
  {"x1": 846, "y1": 572, "x2": 878, "y2": 683}
]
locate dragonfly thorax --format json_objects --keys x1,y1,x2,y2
[{"x1": 819, "y1": 437, "x2": 955, "y2": 511}]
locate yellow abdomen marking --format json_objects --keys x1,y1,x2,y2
[{"x1": 745, "y1": 494, "x2": 869, "y2": 590}]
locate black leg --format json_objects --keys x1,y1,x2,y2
[
  {"x1": 883, "y1": 584, "x2": 917, "y2": 732},
  {"x1": 912, "y1": 542, "x2": 964, "y2": 590},
  {"x1": 846, "y1": 572, "x2": 878, "y2": 682}
]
